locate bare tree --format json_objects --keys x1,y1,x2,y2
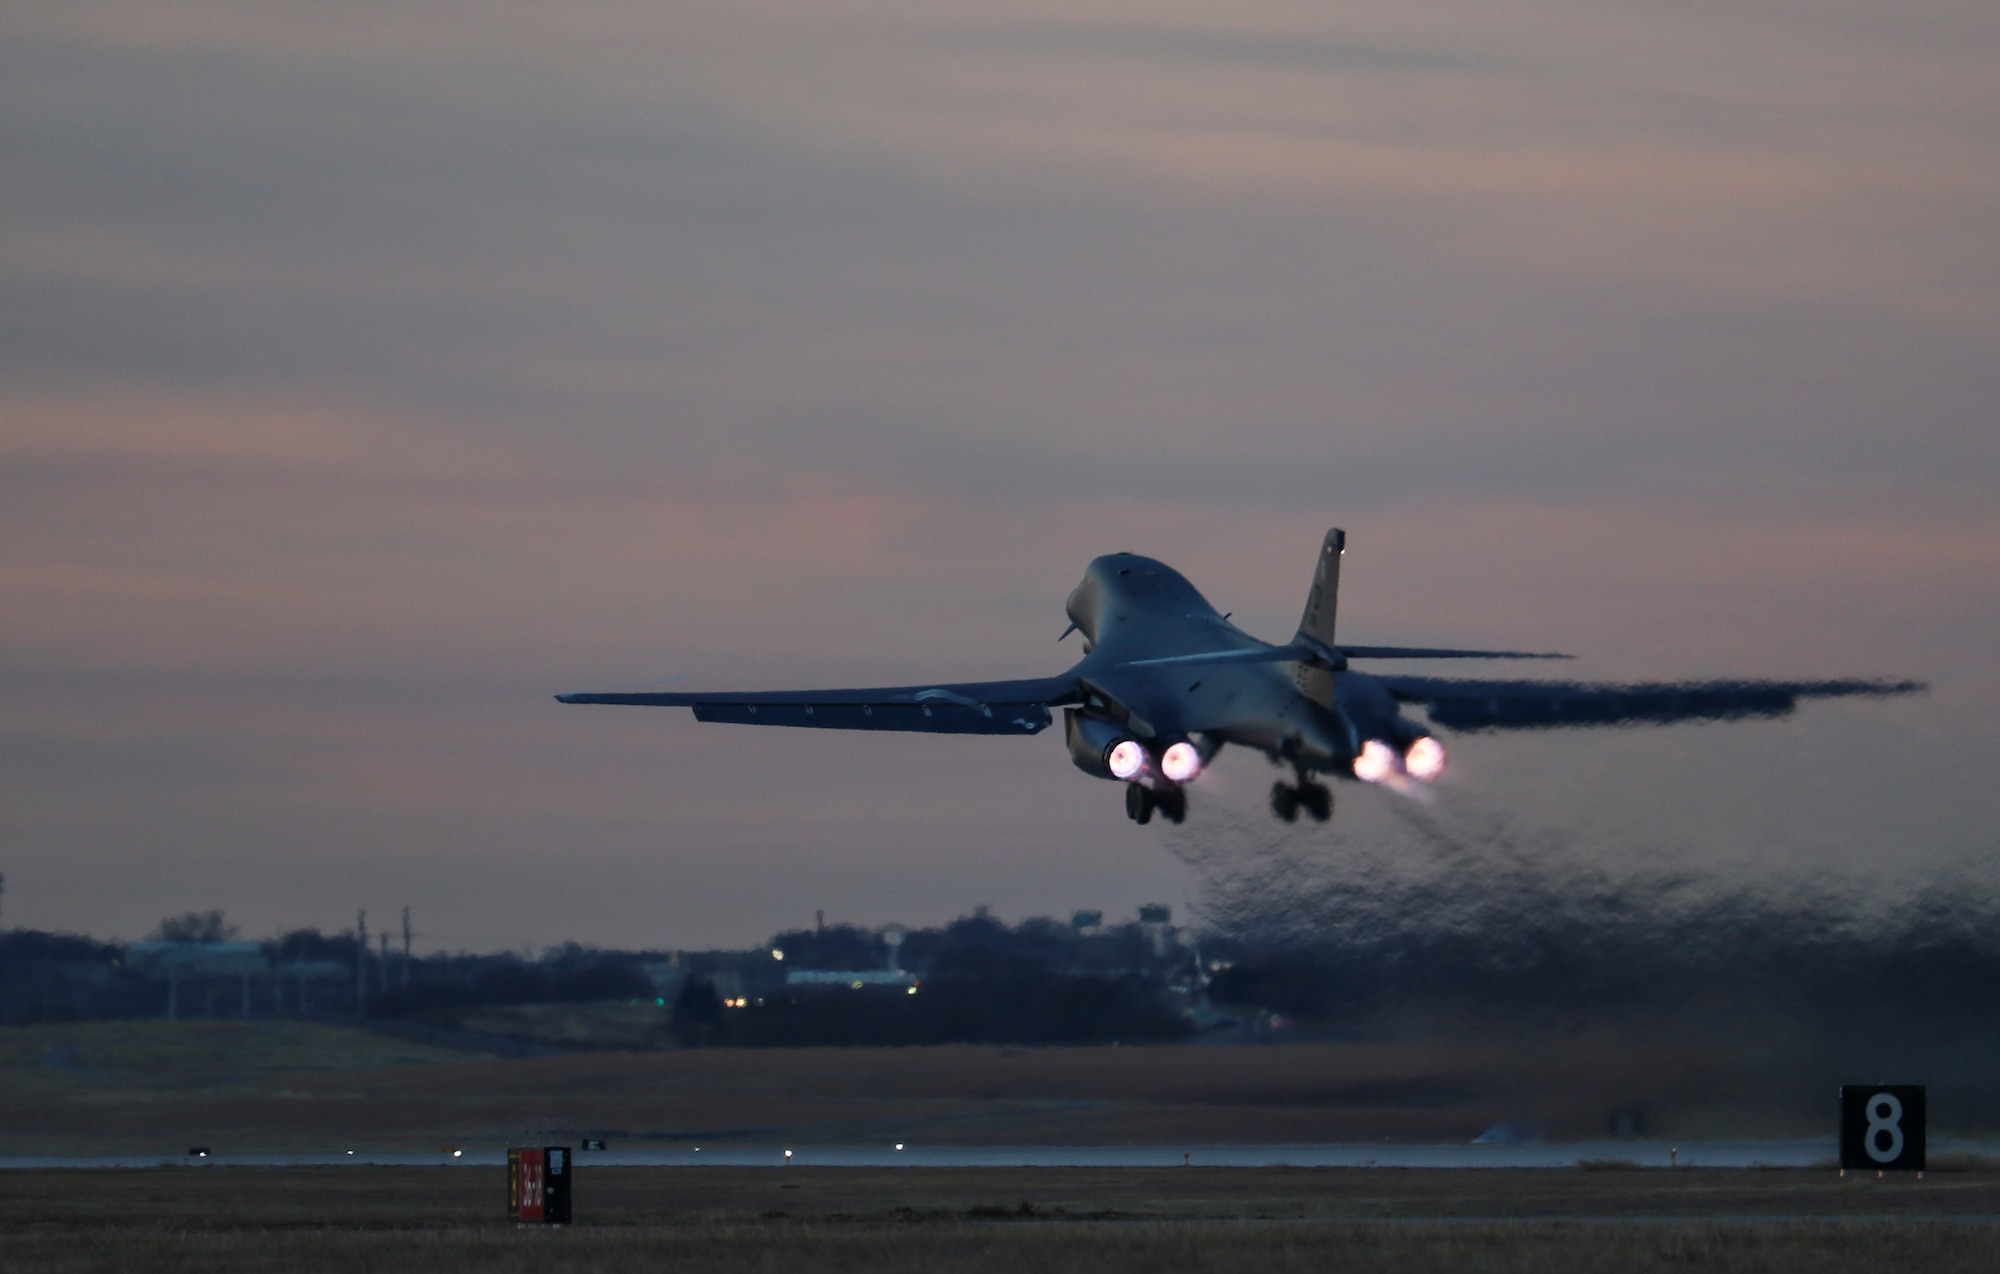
[{"x1": 149, "y1": 910, "x2": 240, "y2": 944}]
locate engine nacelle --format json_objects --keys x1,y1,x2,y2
[{"x1": 1065, "y1": 709, "x2": 1145, "y2": 780}]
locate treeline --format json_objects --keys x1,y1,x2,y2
[
  {"x1": 672, "y1": 968, "x2": 1191, "y2": 1048},
  {"x1": 369, "y1": 946, "x2": 654, "y2": 1017},
  {"x1": 763, "y1": 911, "x2": 1168, "y2": 977},
  {"x1": 371, "y1": 912, "x2": 1196, "y2": 1047},
  {"x1": 15, "y1": 863, "x2": 2000, "y2": 1069},
  {"x1": 670, "y1": 914, "x2": 1195, "y2": 1047},
  {"x1": 0, "y1": 926, "x2": 662, "y2": 1025},
  {"x1": 0, "y1": 930, "x2": 144, "y2": 1023}
]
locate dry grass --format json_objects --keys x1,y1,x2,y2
[
  {"x1": 7, "y1": 1220, "x2": 2000, "y2": 1274},
  {"x1": 0, "y1": 1020, "x2": 483, "y2": 1089},
  {"x1": 424, "y1": 1001, "x2": 665, "y2": 1049},
  {"x1": 0, "y1": 1017, "x2": 1846, "y2": 1154},
  {"x1": 3, "y1": 1168, "x2": 1999, "y2": 1273},
  {"x1": 1927, "y1": 1150, "x2": 2000, "y2": 1172}
]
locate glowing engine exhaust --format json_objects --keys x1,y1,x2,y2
[
  {"x1": 1159, "y1": 741, "x2": 1203, "y2": 784},
  {"x1": 1107, "y1": 739, "x2": 1146, "y2": 780},
  {"x1": 1352, "y1": 739, "x2": 1399, "y2": 783},
  {"x1": 1404, "y1": 735, "x2": 1447, "y2": 782}
]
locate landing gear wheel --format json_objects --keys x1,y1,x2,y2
[
  {"x1": 1299, "y1": 780, "x2": 1332, "y2": 823},
  {"x1": 1157, "y1": 785, "x2": 1188, "y2": 825},
  {"x1": 1125, "y1": 782, "x2": 1155, "y2": 825},
  {"x1": 1270, "y1": 781, "x2": 1300, "y2": 823}
]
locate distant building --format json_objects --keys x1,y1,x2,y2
[
  {"x1": 785, "y1": 969, "x2": 917, "y2": 989},
  {"x1": 126, "y1": 941, "x2": 268, "y2": 971},
  {"x1": 125, "y1": 942, "x2": 271, "y2": 1019},
  {"x1": 772, "y1": 923, "x2": 917, "y2": 990}
]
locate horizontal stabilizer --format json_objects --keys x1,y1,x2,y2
[
  {"x1": 1118, "y1": 642, "x2": 1572, "y2": 671},
  {"x1": 1340, "y1": 645, "x2": 1572, "y2": 661},
  {"x1": 1117, "y1": 646, "x2": 1298, "y2": 670}
]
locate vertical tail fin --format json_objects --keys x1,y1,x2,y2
[{"x1": 1293, "y1": 528, "x2": 1344, "y2": 707}]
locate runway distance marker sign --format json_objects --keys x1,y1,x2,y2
[{"x1": 1840, "y1": 1085, "x2": 1925, "y2": 1171}]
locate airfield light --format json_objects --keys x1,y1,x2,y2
[
  {"x1": 896, "y1": 1143, "x2": 905, "y2": 1151},
  {"x1": 1404, "y1": 736, "x2": 1448, "y2": 782},
  {"x1": 1160, "y1": 741, "x2": 1202, "y2": 783},
  {"x1": 1107, "y1": 739, "x2": 1146, "y2": 779},
  {"x1": 772, "y1": 948, "x2": 784, "y2": 960},
  {"x1": 907, "y1": 985, "x2": 918, "y2": 995},
  {"x1": 784, "y1": 1149, "x2": 793, "y2": 1160},
  {"x1": 1353, "y1": 739, "x2": 1398, "y2": 783}
]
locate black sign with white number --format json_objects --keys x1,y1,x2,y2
[{"x1": 1840, "y1": 1085, "x2": 1925, "y2": 1171}]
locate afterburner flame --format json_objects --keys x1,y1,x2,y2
[
  {"x1": 1160, "y1": 741, "x2": 1203, "y2": 783},
  {"x1": 1353, "y1": 739, "x2": 1399, "y2": 783},
  {"x1": 1107, "y1": 739, "x2": 1146, "y2": 780},
  {"x1": 1404, "y1": 735, "x2": 1447, "y2": 782}
]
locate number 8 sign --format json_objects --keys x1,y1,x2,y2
[{"x1": 1840, "y1": 1085, "x2": 1925, "y2": 1171}]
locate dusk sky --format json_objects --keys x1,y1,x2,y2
[{"x1": 3, "y1": 0, "x2": 1995, "y2": 950}]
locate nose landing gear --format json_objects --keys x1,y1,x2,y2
[
  {"x1": 1125, "y1": 782, "x2": 1187, "y2": 825},
  {"x1": 1270, "y1": 777, "x2": 1332, "y2": 823}
]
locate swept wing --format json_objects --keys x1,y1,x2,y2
[
  {"x1": 1375, "y1": 675, "x2": 1925, "y2": 732},
  {"x1": 556, "y1": 675, "x2": 1080, "y2": 735}
]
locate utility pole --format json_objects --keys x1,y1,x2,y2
[
  {"x1": 401, "y1": 906, "x2": 412, "y2": 987},
  {"x1": 356, "y1": 909, "x2": 368, "y2": 1015}
]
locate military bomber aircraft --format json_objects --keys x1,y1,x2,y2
[{"x1": 557, "y1": 529, "x2": 1921, "y2": 824}]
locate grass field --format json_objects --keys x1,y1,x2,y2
[
  {"x1": 0, "y1": 1017, "x2": 1884, "y2": 1154},
  {"x1": 2, "y1": 1166, "x2": 1995, "y2": 1273}
]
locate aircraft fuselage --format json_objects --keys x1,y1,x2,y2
[{"x1": 1058, "y1": 552, "x2": 1413, "y2": 786}]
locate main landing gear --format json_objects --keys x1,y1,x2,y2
[
  {"x1": 1125, "y1": 782, "x2": 1187, "y2": 826},
  {"x1": 1270, "y1": 776, "x2": 1332, "y2": 823}
]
